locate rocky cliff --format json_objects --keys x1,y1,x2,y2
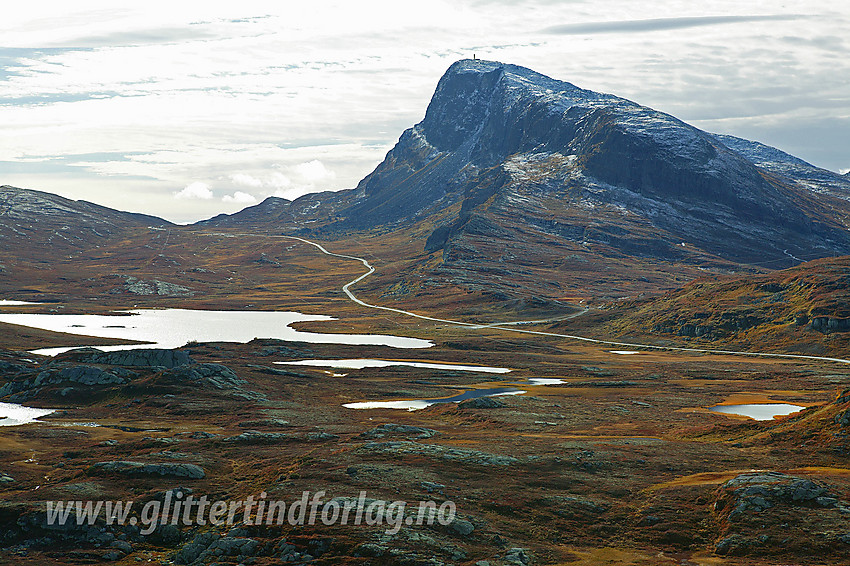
[{"x1": 336, "y1": 60, "x2": 850, "y2": 267}]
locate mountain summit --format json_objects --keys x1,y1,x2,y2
[{"x1": 339, "y1": 59, "x2": 850, "y2": 268}]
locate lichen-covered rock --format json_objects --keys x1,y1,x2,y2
[
  {"x1": 361, "y1": 423, "x2": 437, "y2": 439},
  {"x1": 358, "y1": 441, "x2": 518, "y2": 466},
  {"x1": 718, "y1": 472, "x2": 830, "y2": 522},
  {"x1": 446, "y1": 518, "x2": 475, "y2": 537},
  {"x1": 172, "y1": 532, "x2": 220, "y2": 564},
  {"x1": 711, "y1": 471, "x2": 850, "y2": 556},
  {"x1": 458, "y1": 397, "x2": 506, "y2": 409},
  {"x1": 90, "y1": 461, "x2": 205, "y2": 479},
  {"x1": 57, "y1": 366, "x2": 125, "y2": 386},
  {"x1": 72, "y1": 349, "x2": 193, "y2": 368},
  {"x1": 538, "y1": 495, "x2": 608, "y2": 518},
  {"x1": 223, "y1": 430, "x2": 338, "y2": 444},
  {"x1": 503, "y1": 547, "x2": 531, "y2": 565},
  {"x1": 166, "y1": 363, "x2": 242, "y2": 389},
  {"x1": 122, "y1": 277, "x2": 194, "y2": 297}
]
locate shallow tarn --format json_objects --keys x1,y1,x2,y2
[
  {"x1": 0, "y1": 402, "x2": 54, "y2": 426},
  {"x1": 343, "y1": 388, "x2": 525, "y2": 411},
  {"x1": 275, "y1": 358, "x2": 510, "y2": 373},
  {"x1": 709, "y1": 403, "x2": 806, "y2": 420}
]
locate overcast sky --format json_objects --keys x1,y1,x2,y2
[{"x1": 1, "y1": 1, "x2": 848, "y2": 223}]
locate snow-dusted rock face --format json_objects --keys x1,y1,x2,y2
[
  {"x1": 341, "y1": 59, "x2": 850, "y2": 265},
  {"x1": 713, "y1": 134, "x2": 850, "y2": 200},
  {"x1": 0, "y1": 185, "x2": 169, "y2": 249}
]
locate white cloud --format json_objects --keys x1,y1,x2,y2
[
  {"x1": 223, "y1": 161, "x2": 337, "y2": 203},
  {"x1": 294, "y1": 159, "x2": 335, "y2": 183},
  {"x1": 272, "y1": 187, "x2": 300, "y2": 200},
  {"x1": 230, "y1": 173, "x2": 263, "y2": 188},
  {"x1": 267, "y1": 172, "x2": 292, "y2": 189},
  {"x1": 174, "y1": 181, "x2": 213, "y2": 200},
  {"x1": 222, "y1": 190, "x2": 257, "y2": 203}
]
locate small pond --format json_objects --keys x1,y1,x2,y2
[
  {"x1": 0, "y1": 402, "x2": 55, "y2": 426},
  {"x1": 276, "y1": 359, "x2": 510, "y2": 373},
  {"x1": 709, "y1": 403, "x2": 806, "y2": 420},
  {"x1": 343, "y1": 388, "x2": 525, "y2": 411}
]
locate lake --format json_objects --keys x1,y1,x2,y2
[{"x1": 0, "y1": 308, "x2": 433, "y2": 355}]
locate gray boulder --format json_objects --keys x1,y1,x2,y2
[
  {"x1": 447, "y1": 518, "x2": 475, "y2": 537},
  {"x1": 503, "y1": 547, "x2": 531, "y2": 565},
  {"x1": 458, "y1": 397, "x2": 506, "y2": 409}
]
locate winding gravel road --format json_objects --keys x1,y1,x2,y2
[{"x1": 216, "y1": 232, "x2": 850, "y2": 366}]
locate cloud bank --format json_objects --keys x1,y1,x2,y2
[
  {"x1": 542, "y1": 14, "x2": 808, "y2": 35},
  {"x1": 1, "y1": 1, "x2": 848, "y2": 222}
]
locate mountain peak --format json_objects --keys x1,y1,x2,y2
[{"x1": 340, "y1": 59, "x2": 850, "y2": 266}]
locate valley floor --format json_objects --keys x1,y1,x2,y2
[{"x1": 1, "y1": 228, "x2": 849, "y2": 565}]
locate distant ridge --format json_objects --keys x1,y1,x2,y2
[{"x1": 0, "y1": 185, "x2": 170, "y2": 249}]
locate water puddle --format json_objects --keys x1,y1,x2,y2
[
  {"x1": 276, "y1": 359, "x2": 510, "y2": 373},
  {"x1": 0, "y1": 402, "x2": 55, "y2": 426},
  {"x1": 709, "y1": 403, "x2": 806, "y2": 421},
  {"x1": 343, "y1": 388, "x2": 525, "y2": 411},
  {"x1": 0, "y1": 308, "x2": 433, "y2": 355}
]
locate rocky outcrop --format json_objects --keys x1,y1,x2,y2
[
  {"x1": 165, "y1": 363, "x2": 242, "y2": 389},
  {"x1": 358, "y1": 441, "x2": 519, "y2": 466},
  {"x1": 718, "y1": 472, "x2": 832, "y2": 521},
  {"x1": 121, "y1": 277, "x2": 194, "y2": 297},
  {"x1": 360, "y1": 423, "x2": 438, "y2": 440},
  {"x1": 172, "y1": 532, "x2": 259, "y2": 564},
  {"x1": 713, "y1": 471, "x2": 850, "y2": 556},
  {"x1": 223, "y1": 430, "x2": 339, "y2": 444},
  {"x1": 0, "y1": 364, "x2": 132, "y2": 398},
  {"x1": 537, "y1": 495, "x2": 608, "y2": 519},
  {"x1": 43, "y1": 366, "x2": 126, "y2": 386},
  {"x1": 70, "y1": 349, "x2": 193, "y2": 368},
  {"x1": 0, "y1": 351, "x2": 253, "y2": 404},
  {"x1": 89, "y1": 461, "x2": 205, "y2": 479},
  {"x1": 458, "y1": 397, "x2": 506, "y2": 409},
  {"x1": 809, "y1": 316, "x2": 850, "y2": 332}
]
